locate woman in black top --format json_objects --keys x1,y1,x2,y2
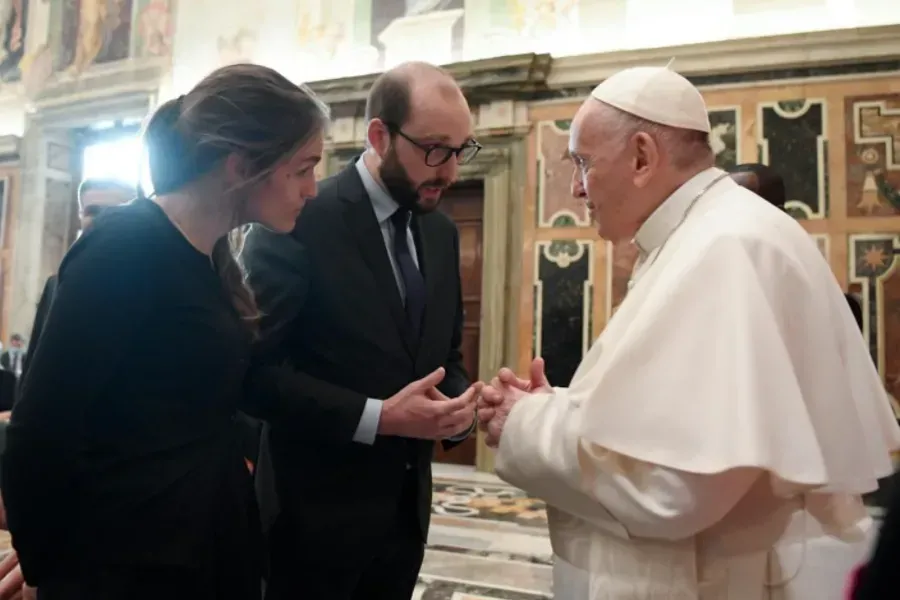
[{"x1": 1, "y1": 64, "x2": 329, "y2": 599}]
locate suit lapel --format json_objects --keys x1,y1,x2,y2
[{"x1": 338, "y1": 165, "x2": 414, "y2": 356}]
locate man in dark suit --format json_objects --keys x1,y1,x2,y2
[
  {"x1": 241, "y1": 61, "x2": 481, "y2": 600},
  {"x1": 0, "y1": 333, "x2": 25, "y2": 378},
  {"x1": 22, "y1": 178, "x2": 135, "y2": 382}
]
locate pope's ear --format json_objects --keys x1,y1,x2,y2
[{"x1": 631, "y1": 132, "x2": 659, "y2": 188}]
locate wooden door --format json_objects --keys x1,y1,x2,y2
[{"x1": 433, "y1": 180, "x2": 484, "y2": 465}]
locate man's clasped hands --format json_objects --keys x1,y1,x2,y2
[{"x1": 378, "y1": 358, "x2": 549, "y2": 447}]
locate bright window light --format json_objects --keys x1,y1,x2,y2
[{"x1": 81, "y1": 137, "x2": 147, "y2": 191}]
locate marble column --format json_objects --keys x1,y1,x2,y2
[{"x1": 8, "y1": 122, "x2": 74, "y2": 338}]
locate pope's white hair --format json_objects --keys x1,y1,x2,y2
[{"x1": 593, "y1": 100, "x2": 714, "y2": 170}]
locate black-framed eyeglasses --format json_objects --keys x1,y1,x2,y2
[{"x1": 387, "y1": 125, "x2": 482, "y2": 167}]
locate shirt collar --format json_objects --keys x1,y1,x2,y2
[
  {"x1": 633, "y1": 167, "x2": 727, "y2": 255},
  {"x1": 355, "y1": 156, "x2": 399, "y2": 225}
]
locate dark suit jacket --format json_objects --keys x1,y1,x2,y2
[
  {"x1": 241, "y1": 162, "x2": 470, "y2": 547},
  {"x1": 21, "y1": 275, "x2": 57, "y2": 385}
]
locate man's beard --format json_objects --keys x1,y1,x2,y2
[{"x1": 379, "y1": 148, "x2": 447, "y2": 214}]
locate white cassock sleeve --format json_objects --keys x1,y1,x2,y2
[{"x1": 495, "y1": 390, "x2": 760, "y2": 541}]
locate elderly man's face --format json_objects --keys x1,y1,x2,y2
[{"x1": 568, "y1": 102, "x2": 638, "y2": 242}]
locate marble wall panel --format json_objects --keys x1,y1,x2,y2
[
  {"x1": 811, "y1": 233, "x2": 830, "y2": 261},
  {"x1": 846, "y1": 94, "x2": 900, "y2": 217},
  {"x1": 756, "y1": 99, "x2": 828, "y2": 219},
  {"x1": 709, "y1": 107, "x2": 741, "y2": 170},
  {"x1": 848, "y1": 234, "x2": 900, "y2": 416},
  {"x1": 532, "y1": 239, "x2": 593, "y2": 386},
  {"x1": 535, "y1": 119, "x2": 586, "y2": 228},
  {"x1": 40, "y1": 177, "x2": 71, "y2": 284}
]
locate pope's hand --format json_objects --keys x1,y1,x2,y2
[
  {"x1": 477, "y1": 358, "x2": 550, "y2": 426},
  {"x1": 499, "y1": 357, "x2": 551, "y2": 394},
  {"x1": 479, "y1": 384, "x2": 527, "y2": 448}
]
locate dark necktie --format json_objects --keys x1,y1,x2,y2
[{"x1": 391, "y1": 208, "x2": 426, "y2": 341}]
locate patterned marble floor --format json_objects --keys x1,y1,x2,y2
[
  {"x1": 0, "y1": 464, "x2": 883, "y2": 598},
  {"x1": 418, "y1": 464, "x2": 552, "y2": 599}
]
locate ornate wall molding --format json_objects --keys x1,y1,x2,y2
[
  {"x1": 30, "y1": 91, "x2": 154, "y2": 131},
  {"x1": 307, "y1": 53, "x2": 551, "y2": 110},
  {"x1": 547, "y1": 25, "x2": 900, "y2": 90},
  {"x1": 313, "y1": 26, "x2": 900, "y2": 115},
  {"x1": 32, "y1": 57, "x2": 169, "y2": 110},
  {"x1": 0, "y1": 136, "x2": 22, "y2": 164}
]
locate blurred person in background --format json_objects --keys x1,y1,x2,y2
[{"x1": 729, "y1": 162, "x2": 787, "y2": 211}]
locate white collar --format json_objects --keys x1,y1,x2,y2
[{"x1": 633, "y1": 167, "x2": 727, "y2": 256}]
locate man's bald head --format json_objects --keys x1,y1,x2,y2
[{"x1": 365, "y1": 61, "x2": 463, "y2": 128}]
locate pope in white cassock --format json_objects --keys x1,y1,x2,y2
[{"x1": 477, "y1": 66, "x2": 900, "y2": 599}]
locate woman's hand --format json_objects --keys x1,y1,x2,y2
[{"x1": 0, "y1": 552, "x2": 25, "y2": 599}]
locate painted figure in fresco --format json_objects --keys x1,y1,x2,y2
[
  {"x1": 216, "y1": 28, "x2": 256, "y2": 67},
  {"x1": 63, "y1": 0, "x2": 131, "y2": 74},
  {"x1": 136, "y1": 0, "x2": 172, "y2": 57},
  {"x1": 0, "y1": 0, "x2": 12, "y2": 59},
  {"x1": 296, "y1": 10, "x2": 346, "y2": 60},
  {"x1": 477, "y1": 66, "x2": 900, "y2": 599},
  {"x1": 68, "y1": 0, "x2": 107, "y2": 73},
  {"x1": 0, "y1": 0, "x2": 27, "y2": 82},
  {"x1": 509, "y1": 0, "x2": 578, "y2": 38}
]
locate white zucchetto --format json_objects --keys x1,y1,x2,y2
[{"x1": 590, "y1": 66, "x2": 711, "y2": 133}]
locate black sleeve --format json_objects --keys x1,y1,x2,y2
[
  {"x1": 2, "y1": 227, "x2": 155, "y2": 578},
  {"x1": 240, "y1": 225, "x2": 368, "y2": 444},
  {"x1": 439, "y1": 227, "x2": 471, "y2": 398}
]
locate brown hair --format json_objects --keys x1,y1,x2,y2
[
  {"x1": 141, "y1": 63, "x2": 330, "y2": 328},
  {"x1": 729, "y1": 163, "x2": 786, "y2": 210}
]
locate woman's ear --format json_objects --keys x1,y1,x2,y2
[{"x1": 223, "y1": 152, "x2": 250, "y2": 188}]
